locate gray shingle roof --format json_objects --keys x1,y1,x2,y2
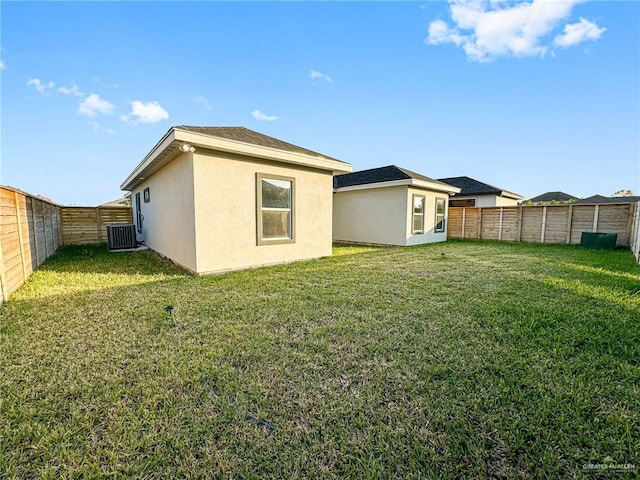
[
  {"x1": 333, "y1": 165, "x2": 453, "y2": 189},
  {"x1": 527, "y1": 191, "x2": 578, "y2": 203},
  {"x1": 573, "y1": 195, "x2": 640, "y2": 205},
  {"x1": 176, "y1": 126, "x2": 345, "y2": 163},
  {"x1": 436, "y1": 176, "x2": 522, "y2": 199}
]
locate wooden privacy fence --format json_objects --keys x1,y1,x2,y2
[
  {"x1": 448, "y1": 203, "x2": 637, "y2": 248},
  {"x1": 1, "y1": 185, "x2": 134, "y2": 303},
  {"x1": 630, "y1": 201, "x2": 640, "y2": 264},
  {"x1": 61, "y1": 206, "x2": 133, "y2": 245},
  {"x1": 0, "y1": 186, "x2": 62, "y2": 303}
]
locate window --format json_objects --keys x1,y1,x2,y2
[
  {"x1": 412, "y1": 195, "x2": 425, "y2": 234},
  {"x1": 450, "y1": 198, "x2": 475, "y2": 208},
  {"x1": 257, "y1": 174, "x2": 294, "y2": 245},
  {"x1": 435, "y1": 198, "x2": 446, "y2": 232}
]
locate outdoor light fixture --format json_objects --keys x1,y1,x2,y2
[{"x1": 179, "y1": 143, "x2": 196, "y2": 153}]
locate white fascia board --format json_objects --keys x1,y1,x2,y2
[
  {"x1": 335, "y1": 179, "x2": 462, "y2": 194},
  {"x1": 411, "y1": 179, "x2": 461, "y2": 194},
  {"x1": 334, "y1": 180, "x2": 412, "y2": 192},
  {"x1": 501, "y1": 191, "x2": 524, "y2": 200},
  {"x1": 175, "y1": 129, "x2": 352, "y2": 175},
  {"x1": 120, "y1": 129, "x2": 177, "y2": 191}
]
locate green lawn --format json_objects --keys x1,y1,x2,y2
[{"x1": 1, "y1": 241, "x2": 638, "y2": 479}]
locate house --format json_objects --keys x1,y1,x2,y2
[
  {"x1": 99, "y1": 197, "x2": 131, "y2": 207},
  {"x1": 525, "y1": 191, "x2": 577, "y2": 205},
  {"x1": 120, "y1": 126, "x2": 352, "y2": 274},
  {"x1": 573, "y1": 195, "x2": 640, "y2": 205},
  {"x1": 332, "y1": 165, "x2": 460, "y2": 246},
  {"x1": 437, "y1": 176, "x2": 523, "y2": 207}
]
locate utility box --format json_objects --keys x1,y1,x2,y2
[{"x1": 580, "y1": 232, "x2": 617, "y2": 250}]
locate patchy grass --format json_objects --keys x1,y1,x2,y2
[{"x1": 1, "y1": 241, "x2": 638, "y2": 479}]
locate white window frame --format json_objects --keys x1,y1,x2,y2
[
  {"x1": 435, "y1": 197, "x2": 446, "y2": 233},
  {"x1": 412, "y1": 195, "x2": 425, "y2": 234},
  {"x1": 256, "y1": 173, "x2": 295, "y2": 245}
]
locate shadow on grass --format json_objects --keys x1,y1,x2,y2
[{"x1": 37, "y1": 244, "x2": 188, "y2": 276}]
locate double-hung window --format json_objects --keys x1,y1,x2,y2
[
  {"x1": 435, "y1": 198, "x2": 446, "y2": 233},
  {"x1": 412, "y1": 195, "x2": 425, "y2": 234},
  {"x1": 257, "y1": 174, "x2": 295, "y2": 245}
]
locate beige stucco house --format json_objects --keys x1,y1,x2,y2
[
  {"x1": 438, "y1": 176, "x2": 523, "y2": 207},
  {"x1": 120, "y1": 126, "x2": 352, "y2": 274},
  {"x1": 333, "y1": 165, "x2": 460, "y2": 246}
]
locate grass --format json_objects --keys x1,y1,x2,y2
[{"x1": 1, "y1": 241, "x2": 639, "y2": 479}]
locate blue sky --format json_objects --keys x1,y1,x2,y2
[{"x1": 1, "y1": 1, "x2": 638, "y2": 205}]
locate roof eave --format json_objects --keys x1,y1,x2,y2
[
  {"x1": 411, "y1": 179, "x2": 461, "y2": 194},
  {"x1": 500, "y1": 191, "x2": 524, "y2": 200},
  {"x1": 121, "y1": 128, "x2": 352, "y2": 191},
  {"x1": 334, "y1": 178, "x2": 461, "y2": 194},
  {"x1": 120, "y1": 128, "x2": 178, "y2": 191}
]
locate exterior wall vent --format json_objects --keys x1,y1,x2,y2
[{"x1": 107, "y1": 224, "x2": 137, "y2": 250}]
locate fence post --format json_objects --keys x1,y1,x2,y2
[
  {"x1": 517, "y1": 206, "x2": 523, "y2": 242},
  {"x1": 478, "y1": 208, "x2": 483, "y2": 240},
  {"x1": 498, "y1": 207, "x2": 504, "y2": 241},
  {"x1": 461, "y1": 208, "x2": 466, "y2": 238},
  {"x1": 593, "y1": 205, "x2": 599, "y2": 232},
  {"x1": 96, "y1": 208, "x2": 103, "y2": 243},
  {"x1": 0, "y1": 236, "x2": 8, "y2": 302},
  {"x1": 13, "y1": 191, "x2": 28, "y2": 280},
  {"x1": 541, "y1": 206, "x2": 547, "y2": 243},
  {"x1": 42, "y1": 202, "x2": 50, "y2": 257},
  {"x1": 565, "y1": 205, "x2": 573, "y2": 244},
  {"x1": 31, "y1": 200, "x2": 40, "y2": 265}
]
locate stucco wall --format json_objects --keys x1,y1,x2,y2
[
  {"x1": 404, "y1": 187, "x2": 449, "y2": 246},
  {"x1": 192, "y1": 151, "x2": 334, "y2": 274},
  {"x1": 333, "y1": 187, "x2": 408, "y2": 246},
  {"x1": 493, "y1": 195, "x2": 520, "y2": 207},
  {"x1": 131, "y1": 154, "x2": 197, "y2": 272}
]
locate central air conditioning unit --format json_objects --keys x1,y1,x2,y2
[{"x1": 106, "y1": 224, "x2": 137, "y2": 250}]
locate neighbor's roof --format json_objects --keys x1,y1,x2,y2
[
  {"x1": 333, "y1": 165, "x2": 460, "y2": 193},
  {"x1": 527, "y1": 191, "x2": 578, "y2": 203},
  {"x1": 573, "y1": 194, "x2": 640, "y2": 205},
  {"x1": 437, "y1": 176, "x2": 523, "y2": 200},
  {"x1": 121, "y1": 126, "x2": 352, "y2": 191}
]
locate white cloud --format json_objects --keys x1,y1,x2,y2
[
  {"x1": 310, "y1": 70, "x2": 333, "y2": 83},
  {"x1": 0, "y1": 60, "x2": 5, "y2": 70},
  {"x1": 124, "y1": 100, "x2": 170, "y2": 124},
  {"x1": 195, "y1": 96, "x2": 212, "y2": 110},
  {"x1": 58, "y1": 83, "x2": 84, "y2": 96},
  {"x1": 252, "y1": 109, "x2": 278, "y2": 121},
  {"x1": 554, "y1": 18, "x2": 606, "y2": 48},
  {"x1": 78, "y1": 93, "x2": 114, "y2": 117},
  {"x1": 426, "y1": 0, "x2": 605, "y2": 62},
  {"x1": 27, "y1": 78, "x2": 55, "y2": 95}
]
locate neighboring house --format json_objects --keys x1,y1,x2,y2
[
  {"x1": 526, "y1": 191, "x2": 577, "y2": 205},
  {"x1": 438, "y1": 176, "x2": 523, "y2": 207},
  {"x1": 573, "y1": 195, "x2": 640, "y2": 205},
  {"x1": 99, "y1": 197, "x2": 131, "y2": 207},
  {"x1": 120, "y1": 126, "x2": 352, "y2": 274},
  {"x1": 332, "y1": 165, "x2": 460, "y2": 246}
]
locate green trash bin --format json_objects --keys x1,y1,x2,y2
[{"x1": 580, "y1": 232, "x2": 617, "y2": 250}]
